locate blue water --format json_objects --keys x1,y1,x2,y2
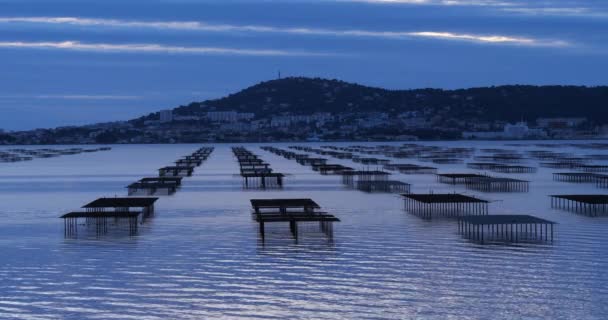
[{"x1": 0, "y1": 142, "x2": 607, "y2": 319}]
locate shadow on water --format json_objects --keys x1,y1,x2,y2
[
  {"x1": 256, "y1": 234, "x2": 337, "y2": 255},
  {"x1": 256, "y1": 221, "x2": 336, "y2": 249}
]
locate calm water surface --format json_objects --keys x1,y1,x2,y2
[{"x1": 0, "y1": 142, "x2": 607, "y2": 320}]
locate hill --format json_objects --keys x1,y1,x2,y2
[{"x1": 164, "y1": 77, "x2": 608, "y2": 122}]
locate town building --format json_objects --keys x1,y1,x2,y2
[
  {"x1": 537, "y1": 117, "x2": 587, "y2": 128},
  {"x1": 463, "y1": 122, "x2": 546, "y2": 139},
  {"x1": 206, "y1": 111, "x2": 255, "y2": 122},
  {"x1": 159, "y1": 109, "x2": 173, "y2": 123}
]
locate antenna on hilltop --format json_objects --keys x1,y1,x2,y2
[{"x1": 278, "y1": 70, "x2": 281, "y2": 79}]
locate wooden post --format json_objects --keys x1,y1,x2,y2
[{"x1": 259, "y1": 221, "x2": 265, "y2": 239}]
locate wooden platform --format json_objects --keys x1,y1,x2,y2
[
  {"x1": 82, "y1": 197, "x2": 158, "y2": 209},
  {"x1": 61, "y1": 197, "x2": 159, "y2": 237},
  {"x1": 241, "y1": 172, "x2": 285, "y2": 189},
  {"x1": 402, "y1": 193, "x2": 489, "y2": 219},
  {"x1": 384, "y1": 164, "x2": 437, "y2": 174},
  {"x1": 465, "y1": 177, "x2": 529, "y2": 193},
  {"x1": 127, "y1": 177, "x2": 182, "y2": 195},
  {"x1": 341, "y1": 170, "x2": 390, "y2": 186},
  {"x1": 553, "y1": 172, "x2": 599, "y2": 183},
  {"x1": 234, "y1": 147, "x2": 285, "y2": 189},
  {"x1": 490, "y1": 165, "x2": 537, "y2": 174},
  {"x1": 312, "y1": 164, "x2": 353, "y2": 175},
  {"x1": 550, "y1": 195, "x2": 608, "y2": 216},
  {"x1": 575, "y1": 165, "x2": 608, "y2": 173},
  {"x1": 436, "y1": 173, "x2": 487, "y2": 185},
  {"x1": 356, "y1": 180, "x2": 411, "y2": 193},
  {"x1": 158, "y1": 166, "x2": 194, "y2": 177},
  {"x1": 458, "y1": 215, "x2": 555, "y2": 244},
  {"x1": 250, "y1": 198, "x2": 339, "y2": 241}
]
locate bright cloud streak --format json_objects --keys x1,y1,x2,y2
[
  {"x1": 335, "y1": 0, "x2": 517, "y2": 6},
  {"x1": 340, "y1": 0, "x2": 431, "y2": 3},
  {"x1": 0, "y1": 17, "x2": 568, "y2": 47},
  {"x1": 406, "y1": 31, "x2": 568, "y2": 46},
  {"x1": 335, "y1": 0, "x2": 608, "y2": 15},
  {"x1": 501, "y1": 7, "x2": 608, "y2": 18},
  {"x1": 0, "y1": 41, "x2": 330, "y2": 56}
]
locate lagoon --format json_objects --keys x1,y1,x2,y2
[{"x1": 0, "y1": 141, "x2": 607, "y2": 319}]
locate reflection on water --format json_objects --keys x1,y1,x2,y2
[{"x1": 0, "y1": 142, "x2": 607, "y2": 319}]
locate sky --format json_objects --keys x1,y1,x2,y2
[{"x1": 0, "y1": 0, "x2": 607, "y2": 130}]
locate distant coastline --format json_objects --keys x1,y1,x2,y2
[
  {"x1": 2, "y1": 138, "x2": 608, "y2": 147},
  {"x1": 2, "y1": 77, "x2": 607, "y2": 145}
]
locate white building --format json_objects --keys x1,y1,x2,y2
[
  {"x1": 503, "y1": 121, "x2": 530, "y2": 138},
  {"x1": 251, "y1": 120, "x2": 268, "y2": 129},
  {"x1": 598, "y1": 125, "x2": 608, "y2": 138},
  {"x1": 159, "y1": 109, "x2": 173, "y2": 123},
  {"x1": 207, "y1": 111, "x2": 238, "y2": 122},
  {"x1": 463, "y1": 121, "x2": 546, "y2": 139},
  {"x1": 206, "y1": 111, "x2": 255, "y2": 123},
  {"x1": 270, "y1": 113, "x2": 333, "y2": 127},
  {"x1": 173, "y1": 115, "x2": 201, "y2": 121},
  {"x1": 536, "y1": 117, "x2": 587, "y2": 128}
]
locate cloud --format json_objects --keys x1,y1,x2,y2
[
  {"x1": 407, "y1": 31, "x2": 569, "y2": 47},
  {"x1": 0, "y1": 17, "x2": 569, "y2": 47},
  {"x1": 336, "y1": 0, "x2": 431, "y2": 4},
  {"x1": 0, "y1": 41, "x2": 331, "y2": 56},
  {"x1": 334, "y1": 0, "x2": 608, "y2": 16},
  {"x1": 333, "y1": 0, "x2": 516, "y2": 6},
  {"x1": 501, "y1": 7, "x2": 608, "y2": 18}
]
